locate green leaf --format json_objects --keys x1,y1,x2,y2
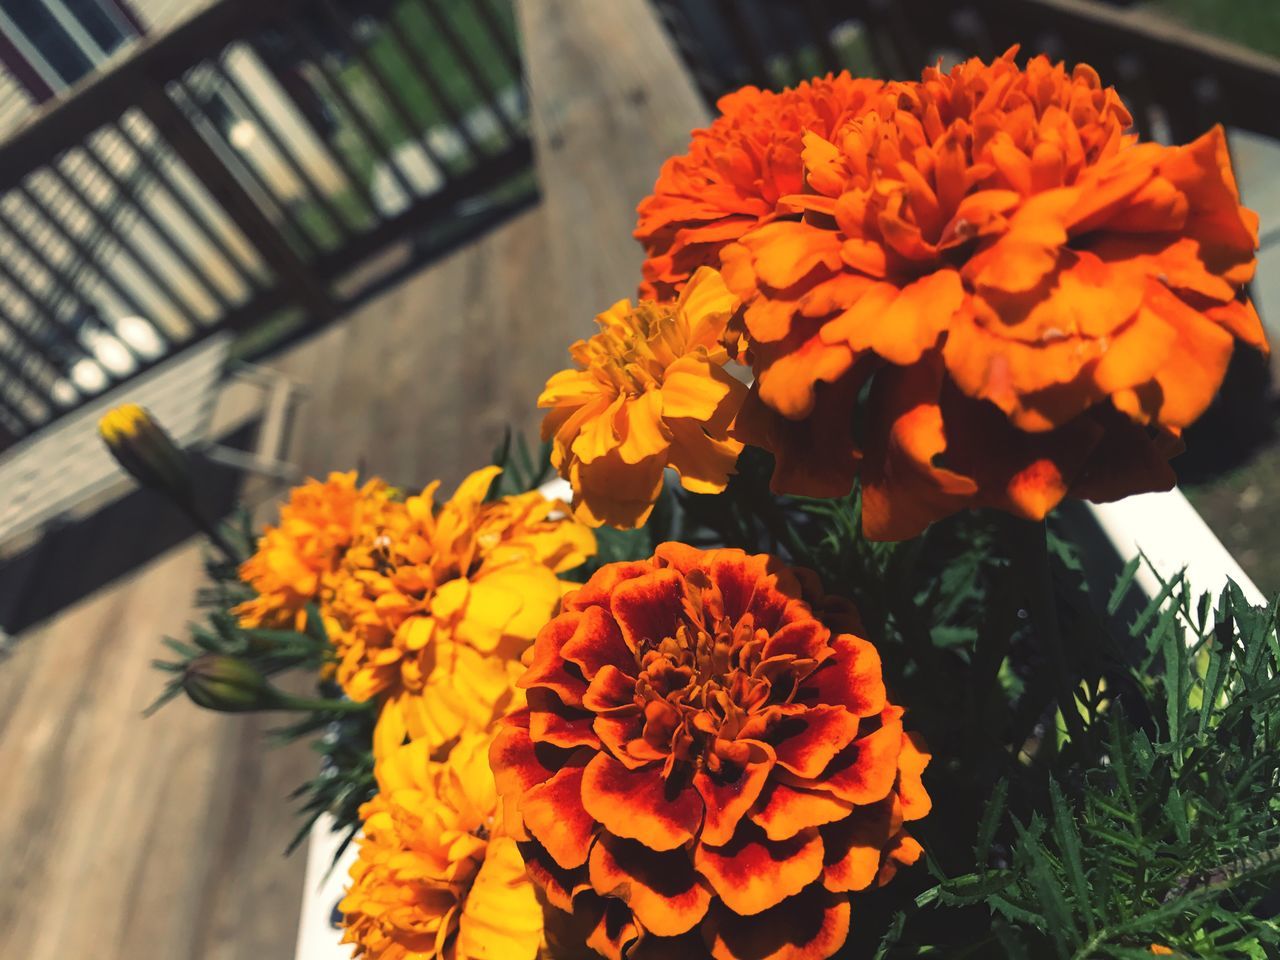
[
  {"x1": 1108, "y1": 556, "x2": 1141, "y2": 615},
  {"x1": 1049, "y1": 780, "x2": 1095, "y2": 936}
]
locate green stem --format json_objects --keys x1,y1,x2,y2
[
  {"x1": 175, "y1": 496, "x2": 242, "y2": 566},
  {"x1": 276, "y1": 693, "x2": 374, "y2": 714},
  {"x1": 1010, "y1": 517, "x2": 1087, "y2": 746}
]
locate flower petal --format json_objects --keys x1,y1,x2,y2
[
  {"x1": 455, "y1": 836, "x2": 543, "y2": 960},
  {"x1": 820, "y1": 797, "x2": 894, "y2": 892},
  {"x1": 581, "y1": 753, "x2": 703, "y2": 852},
  {"x1": 693, "y1": 822, "x2": 824, "y2": 916},
  {"x1": 589, "y1": 833, "x2": 712, "y2": 937},
  {"x1": 702, "y1": 887, "x2": 850, "y2": 960},
  {"x1": 560, "y1": 605, "x2": 636, "y2": 680},
  {"x1": 772, "y1": 705, "x2": 862, "y2": 779},
  {"x1": 694, "y1": 741, "x2": 777, "y2": 845},
  {"x1": 749, "y1": 781, "x2": 856, "y2": 841},
  {"x1": 611, "y1": 568, "x2": 686, "y2": 650},
  {"x1": 520, "y1": 762, "x2": 596, "y2": 870},
  {"x1": 810, "y1": 710, "x2": 904, "y2": 805},
  {"x1": 802, "y1": 634, "x2": 887, "y2": 718}
]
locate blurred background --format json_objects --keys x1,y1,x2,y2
[{"x1": 0, "y1": 1, "x2": 1275, "y2": 958}]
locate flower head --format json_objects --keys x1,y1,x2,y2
[
  {"x1": 99, "y1": 403, "x2": 193, "y2": 501},
  {"x1": 539, "y1": 268, "x2": 748, "y2": 529},
  {"x1": 340, "y1": 732, "x2": 543, "y2": 960},
  {"x1": 636, "y1": 74, "x2": 885, "y2": 301},
  {"x1": 491, "y1": 543, "x2": 929, "y2": 960},
  {"x1": 329, "y1": 466, "x2": 595, "y2": 750},
  {"x1": 236, "y1": 472, "x2": 392, "y2": 631},
  {"x1": 712, "y1": 51, "x2": 1265, "y2": 538},
  {"x1": 181, "y1": 654, "x2": 282, "y2": 712}
]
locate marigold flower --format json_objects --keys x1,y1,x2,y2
[
  {"x1": 636, "y1": 74, "x2": 884, "y2": 301},
  {"x1": 340, "y1": 732, "x2": 543, "y2": 960},
  {"x1": 236, "y1": 472, "x2": 392, "y2": 631},
  {"x1": 329, "y1": 466, "x2": 595, "y2": 751},
  {"x1": 715, "y1": 50, "x2": 1265, "y2": 539},
  {"x1": 539, "y1": 268, "x2": 748, "y2": 530},
  {"x1": 491, "y1": 543, "x2": 929, "y2": 960}
]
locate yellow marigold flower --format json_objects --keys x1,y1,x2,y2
[
  {"x1": 539, "y1": 266, "x2": 748, "y2": 530},
  {"x1": 235, "y1": 472, "x2": 392, "y2": 632},
  {"x1": 329, "y1": 465, "x2": 595, "y2": 751},
  {"x1": 341, "y1": 732, "x2": 543, "y2": 960}
]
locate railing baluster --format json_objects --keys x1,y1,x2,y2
[
  {"x1": 0, "y1": 306, "x2": 76, "y2": 395},
  {"x1": 0, "y1": 228, "x2": 102, "y2": 368},
  {"x1": 243, "y1": 34, "x2": 383, "y2": 224},
  {"x1": 383, "y1": 5, "x2": 491, "y2": 163},
  {"x1": 172, "y1": 74, "x2": 322, "y2": 261},
  {"x1": 315, "y1": 0, "x2": 455, "y2": 187},
  {"x1": 0, "y1": 333, "x2": 58, "y2": 412},
  {"x1": 113, "y1": 116, "x2": 262, "y2": 297},
  {"x1": 471, "y1": 0, "x2": 523, "y2": 87},
  {"x1": 0, "y1": 0, "x2": 543, "y2": 446},
  {"x1": 47, "y1": 154, "x2": 205, "y2": 338},
  {"x1": 0, "y1": 352, "x2": 45, "y2": 430},
  {"x1": 285, "y1": 15, "x2": 419, "y2": 208},
  {"x1": 80, "y1": 137, "x2": 233, "y2": 317},
  {"x1": 17, "y1": 178, "x2": 172, "y2": 356},
  {"x1": 209, "y1": 55, "x2": 359, "y2": 239},
  {"x1": 139, "y1": 85, "x2": 334, "y2": 323},
  {"x1": 418, "y1": 0, "x2": 522, "y2": 144},
  {"x1": 0, "y1": 193, "x2": 145, "y2": 366}
]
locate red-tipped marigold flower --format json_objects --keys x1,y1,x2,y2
[
  {"x1": 713, "y1": 50, "x2": 1265, "y2": 539},
  {"x1": 539, "y1": 268, "x2": 748, "y2": 530},
  {"x1": 491, "y1": 543, "x2": 930, "y2": 960},
  {"x1": 636, "y1": 73, "x2": 884, "y2": 301}
]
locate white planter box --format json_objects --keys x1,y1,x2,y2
[
  {"x1": 294, "y1": 815, "x2": 357, "y2": 960},
  {"x1": 1087, "y1": 490, "x2": 1263, "y2": 607}
]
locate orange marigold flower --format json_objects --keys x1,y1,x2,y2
[
  {"x1": 328, "y1": 466, "x2": 595, "y2": 750},
  {"x1": 491, "y1": 543, "x2": 929, "y2": 960},
  {"x1": 539, "y1": 267, "x2": 748, "y2": 530},
  {"x1": 636, "y1": 73, "x2": 885, "y2": 301},
  {"x1": 340, "y1": 732, "x2": 543, "y2": 960},
  {"x1": 717, "y1": 50, "x2": 1266, "y2": 539},
  {"x1": 1149, "y1": 947, "x2": 1175, "y2": 956},
  {"x1": 236, "y1": 471, "x2": 392, "y2": 631}
]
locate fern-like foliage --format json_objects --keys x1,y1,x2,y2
[{"x1": 880, "y1": 578, "x2": 1280, "y2": 958}]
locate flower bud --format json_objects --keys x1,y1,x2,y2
[
  {"x1": 98, "y1": 403, "x2": 193, "y2": 503},
  {"x1": 182, "y1": 654, "x2": 284, "y2": 713}
]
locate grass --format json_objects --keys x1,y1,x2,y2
[{"x1": 1144, "y1": 0, "x2": 1280, "y2": 60}]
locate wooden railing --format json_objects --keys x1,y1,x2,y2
[
  {"x1": 0, "y1": 0, "x2": 533, "y2": 450},
  {"x1": 651, "y1": 0, "x2": 1280, "y2": 144}
]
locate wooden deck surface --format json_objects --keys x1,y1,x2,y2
[{"x1": 0, "y1": 2, "x2": 708, "y2": 957}]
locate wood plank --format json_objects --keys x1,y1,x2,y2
[
  {"x1": 0, "y1": 541, "x2": 313, "y2": 960},
  {"x1": 0, "y1": 203, "x2": 596, "y2": 960},
  {"x1": 515, "y1": 0, "x2": 709, "y2": 323},
  {"x1": 0, "y1": 2, "x2": 724, "y2": 951}
]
